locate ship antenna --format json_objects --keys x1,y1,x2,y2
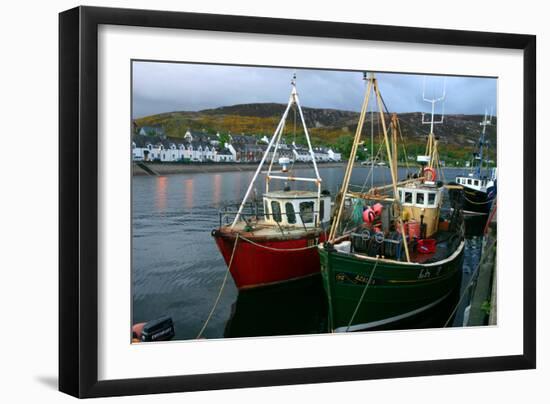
[
  {"x1": 477, "y1": 107, "x2": 494, "y2": 177},
  {"x1": 421, "y1": 76, "x2": 446, "y2": 134}
]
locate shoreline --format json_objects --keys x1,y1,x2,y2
[
  {"x1": 133, "y1": 161, "x2": 347, "y2": 176},
  {"x1": 132, "y1": 162, "x2": 477, "y2": 176}
]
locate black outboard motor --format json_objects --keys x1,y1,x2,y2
[{"x1": 138, "y1": 316, "x2": 175, "y2": 342}]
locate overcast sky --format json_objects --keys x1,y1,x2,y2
[{"x1": 132, "y1": 61, "x2": 496, "y2": 118}]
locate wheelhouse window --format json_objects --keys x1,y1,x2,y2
[
  {"x1": 404, "y1": 191, "x2": 413, "y2": 204},
  {"x1": 415, "y1": 192, "x2": 425, "y2": 205},
  {"x1": 299, "y1": 201, "x2": 314, "y2": 223},
  {"x1": 271, "y1": 201, "x2": 282, "y2": 222},
  {"x1": 468, "y1": 179, "x2": 472, "y2": 185},
  {"x1": 285, "y1": 202, "x2": 296, "y2": 224},
  {"x1": 474, "y1": 180, "x2": 479, "y2": 186},
  {"x1": 319, "y1": 200, "x2": 325, "y2": 222},
  {"x1": 428, "y1": 192, "x2": 436, "y2": 206}
]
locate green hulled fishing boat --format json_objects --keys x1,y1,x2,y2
[{"x1": 320, "y1": 73, "x2": 465, "y2": 332}]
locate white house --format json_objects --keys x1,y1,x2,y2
[
  {"x1": 327, "y1": 149, "x2": 342, "y2": 162},
  {"x1": 214, "y1": 148, "x2": 235, "y2": 162},
  {"x1": 139, "y1": 126, "x2": 165, "y2": 137},
  {"x1": 293, "y1": 149, "x2": 311, "y2": 162},
  {"x1": 132, "y1": 141, "x2": 145, "y2": 161}
]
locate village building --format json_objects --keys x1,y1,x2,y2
[{"x1": 132, "y1": 126, "x2": 340, "y2": 164}]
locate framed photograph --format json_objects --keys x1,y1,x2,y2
[{"x1": 59, "y1": 6, "x2": 536, "y2": 398}]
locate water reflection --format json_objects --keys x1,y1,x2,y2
[
  {"x1": 184, "y1": 178, "x2": 194, "y2": 209},
  {"x1": 155, "y1": 176, "x2": 168, "y2": 213},
  {"x1": 212, "y1": 174, "x2": 221, "y2": 207}
]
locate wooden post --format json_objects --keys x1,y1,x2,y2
[
  {"x1": 373, "y1": 80, "x2": 410, "y2": 263},
  {"x1": 391, "y1": 114, "x2": 398, "y2": 183},
  {"x1": 329, "y1": 76, "x2": 373, "y2": 241}
]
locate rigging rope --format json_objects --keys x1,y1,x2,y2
[
  {"x1": 238, "y1": 233, "x2": 320, "y2": 252},
  {"x1": 462, "y1": 193, "x2": 495, "y2": 205},
  {"x1": 345, "y1": 259, "x2": 380, "y2": 332},
  {"x1": 196, "y1": 233, "x2": 240, "y2": 339}
]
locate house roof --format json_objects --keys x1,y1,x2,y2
[{"x1": 139, "y1": 126, "x2": 165, "y2": 135}]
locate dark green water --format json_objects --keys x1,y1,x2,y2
[{"x1": 132, "y1": 166, "x2": 487, "y2": 340}]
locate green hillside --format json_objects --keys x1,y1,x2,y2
[{"x1": 134, "y1": 103, "x2": 497, "y2": 165}]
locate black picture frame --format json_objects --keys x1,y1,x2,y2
[{"x1": 59, "y1": 5, "x2": 536, "y2": 398}]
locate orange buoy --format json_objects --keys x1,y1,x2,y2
[
  {"x1": 362, "y1": 207, "x2": 376, "y2": 224},
  {"x1": 372, "y1": 203, "x2": 383, "y2": 216},
  {"x1": 423, "y1": 167, "x2": 437, "y2": 182}
]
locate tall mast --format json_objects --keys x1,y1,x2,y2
[
  {"x1": 328, "y1": 73, "x2": 410, "y2": 262},
  {"x1": 476, "y1": 108, "x2": 493, "y2": 178},
  {"x1": 421, "y1": 77, "x2": 446, "y2": 169},
  {"x1": 373, "y1": 79, "x2": 410, "y2": 262},
  {"x1": 329, "y1": 73, "x2": 372, "y2": 241},
  {"x1": 231, "y1": 74, "x2": 322, "y2": 228}
]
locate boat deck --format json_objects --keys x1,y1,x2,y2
[
  {"x1": 217, "y1": 219, "x2": 324, "y2": 240},
  {"x1": 408, "y1": 231, "x2": 461, "y2": 264},
  {"x1": 332, "y1": 229, "x2": 462, "y2": 265}
]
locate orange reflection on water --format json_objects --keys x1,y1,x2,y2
[
  {"x1": 184, "y1": 178, "x2": 194, "y2": 209},
  {"x1": 155, "y1": 176, "x2": 168, "y2": 212},
  {"x1": 212, "y1": 174, "x2": 221, "y2": 207}
]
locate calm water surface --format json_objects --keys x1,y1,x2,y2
[{"x1": 132, "y1": 166, "x2": 486, "y2": 340}]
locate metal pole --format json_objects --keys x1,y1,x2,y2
[{"x1": 231, "y1": 98, "x2": 292, "y2": 228}]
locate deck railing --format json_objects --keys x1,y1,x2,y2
[{"x1": 218, "y1": 201, "x2": 325, "y2": 235}]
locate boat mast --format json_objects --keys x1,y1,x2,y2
[
  {"x1": 476, "y1": 109, "x2": 492, "y2": 178},
  {"x1": 372, "y1": 78, "x2": 410, "y2": 262},
  {"x1": 328, "y1": 73, "x2": 410, "y2": 262},
  {"x1": 329, "y1": 73, "x2": 373, "y2": 241},
  {"x1": 421, "y1": 77, "x2": 446, "y2": 169},
  {"x1": 231, "y1": 74, "x2": 322, "y2": 228}
]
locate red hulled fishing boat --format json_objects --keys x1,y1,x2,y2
[{"x1": 212, "y1": 75, "x2": 331, "y2": 290}]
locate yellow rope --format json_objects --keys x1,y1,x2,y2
[
  {"x1": 463, "y1": 194, "x2": 494, "y2": 205},
  {"x1": 196, "y1": 234, "x2": 240, "y2": 339},
  {"x1": 238, "y1": 234, "x2": 319, "y2": 252},
  {"x1": 345, "y1": 259, "x2": 380, "y2": 332}
]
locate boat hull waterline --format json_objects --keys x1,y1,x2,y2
[{"x1": 319, "y1": 241, "x2": 465, "y2": 332}]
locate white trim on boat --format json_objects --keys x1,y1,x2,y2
[{"x1": 333, "y1": 291, "x2": 452, "y2": 332}]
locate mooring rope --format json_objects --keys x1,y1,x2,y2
[
  {"x1": 443, "y1": 238, "x2": 497, "y2": 327},
  {"x1": 238, "y1": 234, "x2": 319, "y2": 252},
  {"x1": 196, "y1": 234, "x2": 240, "y2": 339},
  {"x1": 462, "y1": 193, "x2": 494, "y2": 205},
  {"x1": 345, "y1": 259, "x2": 380, "y2": 332}
]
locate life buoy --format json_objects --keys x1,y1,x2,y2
[{"x1": 423, "y1": 167, "x2": 437, "y2": 182}]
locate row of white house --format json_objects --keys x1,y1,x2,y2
[
  {"x1": 132, "y1": 127, "x2": 342, "y2": 163},
  {"x1": 293, "y1": 147, "x2": 341, "y2": 162},
  {"x1": 132, "y1": 140, "x2": 235, "y2": 163}
]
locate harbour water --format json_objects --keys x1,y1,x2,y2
[{"x1": 132, "y1": 166, "x2": 488, "y2": 340}]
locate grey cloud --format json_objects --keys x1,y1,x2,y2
[{"x1": 132, "y1": 61, "x2": 496, "y2": 118}]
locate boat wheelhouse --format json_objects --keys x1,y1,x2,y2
[
  {"x1": 263, "y1": 190, "x2": 331, "y2": 228},
  {"x1": 319, "y1": 73, "x2": 464, "y2": 332},
  {"x1": 212, "y1": 75, "x2": 331, "y2": 290},
  {"x1": 397, "y1": 183, "x2": 442, "y2": 238}
]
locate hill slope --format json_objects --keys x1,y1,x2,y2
[{"x1": 134, "y1": 103, "x2": 497, "y2": 162}]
